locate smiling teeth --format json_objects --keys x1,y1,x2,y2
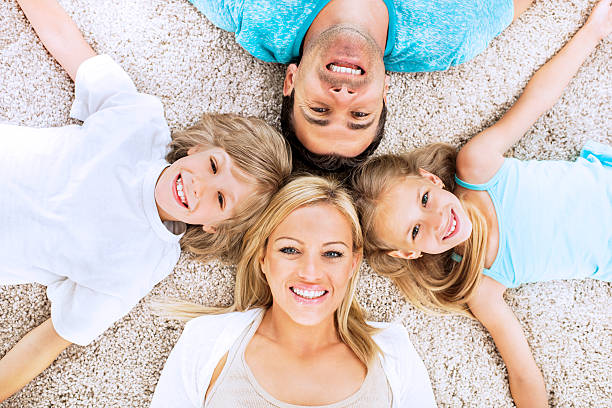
[
  {"x1": 445, "y1": 218, "x2": 457, "y2": 238},
  {"x1": 176, "y1": 177, "x2": 187, "y2": 206},
  {"x1": 291, "y1": 287, "x2": 326, "y2": 299},
  {"x1": 330, "y1": 64, "x2": 362, "y2": 75}
]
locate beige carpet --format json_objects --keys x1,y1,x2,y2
[{"x1": 1, "y1": 0, "x2": 610, "y2": 406}]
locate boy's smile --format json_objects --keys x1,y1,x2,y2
[{"x1": 154, "y1": 146, "x2": 254, "y2": 231}]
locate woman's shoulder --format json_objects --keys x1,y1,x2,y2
[{"x1": 183, "y1": 308, "x2": 263, "y2": 338}]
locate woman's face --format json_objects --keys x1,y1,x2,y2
[
  {"x1": 260, "y1": 203, "x2": 361, "y2": 327},
  {"x1": 375, "y1": 171, "x2": 472, "y2": 259}
]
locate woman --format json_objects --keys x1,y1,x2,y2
[{"x1": 151, "y1": 176, "x2": 436, "y2": 407}]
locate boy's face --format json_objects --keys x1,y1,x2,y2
[{"x1": 154, "y1": 146, "x2": 254, "y2": 232}]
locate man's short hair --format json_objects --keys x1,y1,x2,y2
[{"x1": 280, "y1": 90, "x2": 387, "y2": 173}]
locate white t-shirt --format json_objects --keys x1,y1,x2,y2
[
  {"x1": 151, "y1": 309, "x2": 438, "y2": 408},
  {"x1": 0, "y1": 55, "x2": 182, "y2": 346}
]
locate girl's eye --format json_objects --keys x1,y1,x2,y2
[
  {"x1": 280, "y1": 247, "x2": 299, "y2": 255},
  {"x1": 210, "y1": 158, "x2": 218, "y2": 174},
  {"x1": 421, "y1": 192, "x2": 429, "y2": 207},
  {"x1": 324, "y1": 250, "x2": 343, "y2": 258},
  {"x1": 217, "y1": 192, "x2": 224, "y2": 209},
  {"x1": 311, "y1": 107, "x2": 328, "y2": 113},
  {"x1": 412, "y1": 224, "x2": 420, "y2": 240},
  {"x1": 352, "y1": 111, "x2": 369, "y2": 118}
]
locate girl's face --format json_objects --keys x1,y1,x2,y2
[
  {"x1": 154, "y1": 146, "x2": 254, "y2": 231},
  {"x1": 375, "y1": 170, "x2": 472, "y2": 259},
  {"x1": 260, "y1": 203, "x2": 361, "y2": 327}
]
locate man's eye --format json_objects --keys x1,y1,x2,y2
[
  {"x1": 280, "y1": 247, "x2": 299, "y2": 255},
  {"x1": 217, "y1": 192, "x2": 224, "y2": 209},
  {"x1": 210, "y1": 158, "x2": 217, "y2": 174},
  {"x1": 352, "y1": 111, "x2": 369, "y2": 118},
  {"x1": 421, "y1": 192, "x2": 429, "y2": 206},
  {"x1": 412, "y1": 225, "x2": 420, "y2": 240},
  {"x1": 324, "y1": 250, "x2": 343, "y2": 258},
  {"x1": 311, "y1": 107, "x2": 328, "y2": 113}
]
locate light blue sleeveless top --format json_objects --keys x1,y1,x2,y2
[{"x1": 454, "y1": 141, "x2": 612, "y2": 288}]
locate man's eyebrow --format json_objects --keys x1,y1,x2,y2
[
  {"x1": 348, "y1": 120, "x2": 375, "y2": 130},
  {"x1": 301, "y1": 107, "x2": 329, "y2": 126}
]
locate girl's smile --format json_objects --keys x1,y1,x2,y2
[{"x1": 376, "y1": 170, "x2": 472, "y2": 259}]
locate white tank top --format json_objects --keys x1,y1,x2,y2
[{"x1": 206, "y1": 314, "x2": 392, "y2": 407}]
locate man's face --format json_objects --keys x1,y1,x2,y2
[{"x1": 283, "y1": 24, "x2": 389, "y2": 158}]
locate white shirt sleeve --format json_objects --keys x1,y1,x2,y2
[
  {"x1": 69, "y1": 54, "x2": 165, "y2": 133},
  {"x1": 373, "y1": 323, "x2": 437, "y2": 407},
  {"x1": 47, "y1": 277, "x2": 134, "y2": 346}
]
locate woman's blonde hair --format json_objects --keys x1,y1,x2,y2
[
  {"x1": 166, "y1": 113, "x2": 292, "y2": 264},
  {"x1": 162, "y1": 176, "x2": 381, "y2": 366},
  {"x1": 352, "y1": 143, "x2": 487, "y2": 316}
]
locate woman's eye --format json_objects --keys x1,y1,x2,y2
[
  {"x1": 324, "y1": 250, "x2": 343, "y2": 258},
  {"x1": 311, "y1": 107, "x2": 328, "y2": 113},
  {"x1": 280, "y1": 247, "x2": 299, "y2": 255},
  {"x1": 352, "y1": 111, "x2": 369, "y2": 118},
  {"x1": 421, "y1": 192, "x2": 429, "y2": 207},
  {"x1": 412, "y1": 224, "x2": 420, "y2": 240},
  {"x1": 210, "y1": 158, "x2": 217, "y2": 174},
  {"x1": 217, "y1": 192, "x2": 224, "y2": 209}
]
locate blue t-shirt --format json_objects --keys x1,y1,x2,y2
[
  {"x1": 455, "y1": 141, "x2": 612, "y2": 288},
  {"x1": 189, "y1": 0, "x2": 514, "y2": 72}
]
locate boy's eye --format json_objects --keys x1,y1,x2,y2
[
  {"x1": 311, "y1": 107, "x2": 328, "y2": 113},
  {"x1": 324, "y1": 250, "x2": 343, "y2": 258},
  {"x1": 280, "y1": 247, "x2": 299, "y2": 255},
  {"x1": 352, "y1": 111, "x2": 369, "y2": 118},
  {"x1": 412, "y1": 224, "x2": 420, "y2": 240},
  {"x1": 217, "y1": 192, "x2": 224, "y2": 209},
  {"x1": 421, "y1": 192, "x2": 429, "y2": 207},
  {"x1": 210, "y1": 158, "x2": 217, "y2": 174}
]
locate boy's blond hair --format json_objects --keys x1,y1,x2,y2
[{"x1": 166, "y1": 113, "x2": 292, "y2": 264}]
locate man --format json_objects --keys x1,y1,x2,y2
[{"x1": 190, "y1": 0, "x2": 533, "y2": 171}]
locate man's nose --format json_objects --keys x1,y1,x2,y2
[{"x1": 330, "y1": 84, "x2": 355, "y2": 100}]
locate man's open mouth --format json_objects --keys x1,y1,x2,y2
[{"x1": 326, "y1": 62, "x2": 364, "y2": 75}]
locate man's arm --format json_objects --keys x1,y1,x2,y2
[
  {"x1": 16, "y1": 0, "x2": 96, "y2": 81},
  {"x1": 468, "y1": 277, "x2": 548, "y2": 408},
  {"x1": 0, "y1": 318, "x2": 72, "y2": 402},
  {"x1": 457, "y1": 0, "x2": 611, "y2": 184}
]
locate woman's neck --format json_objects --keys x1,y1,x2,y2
[{"x1": 258, "y1": 304, "x2": 340, "y2": 354}]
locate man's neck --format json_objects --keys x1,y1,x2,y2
[{"x1": 304, "y1": 0, "x2": 389, "y2": 52}]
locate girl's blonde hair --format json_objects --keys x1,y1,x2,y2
[
  {"x1": 166, "y1": 113, "x2": 292, "y2": 264},
  {"x1": 352, "y1": 143, "x2": 487, "y2": 316},
  {"x1": 162, "y1": 176, "x2": 381, "y2": 366}
]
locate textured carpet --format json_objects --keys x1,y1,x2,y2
[{"x1": 0, "y1": 0, "x2": 610, "y2": 407}]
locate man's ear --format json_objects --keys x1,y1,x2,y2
[
  {"x1": 383, "y1": 74, "x2": 390, "y2": 104},
  {"x1": 202, "y1": 225, "x2": 217, "y2": 234},
  {"x1": 283, "y1": 64, "x2": 298, "y2": 96},
  {"x1": 418, "y1": 168, "x2": 444, "y2": 188},
  {"x1": 387, "y1": 249, "x2": 421, "y2": 260}
]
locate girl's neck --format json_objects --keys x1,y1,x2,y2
[
  {"x1": 454, "y1": 186, "x2": 500, "y2": 269},
  {"x1": 259, "y1": 304, "x2": 340, "y2": 354}
]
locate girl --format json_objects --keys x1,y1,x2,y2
[
  {"x1": 352, "y1": 1, "x2": 612, "y2": 407},
  {"x1": 0, "y1": 0, "x2": 291, "y2": 401},
  {"x1": 151, "y1": 176, "x2": 437, "y2": 407}
]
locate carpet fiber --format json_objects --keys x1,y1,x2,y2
[{"x1": 0, "y1": 0, "x2": 610, "y2": 406}]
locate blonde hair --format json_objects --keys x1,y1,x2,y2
[
  {"x1": 162, "y1": 176, "x2": 381, "y2": 366},
  {"x1": 166, "y1": 113, "x2": 292, "y2": 264},
  {"x1": 352, "y1": 143, "x2": 487, "y2": 316}
]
